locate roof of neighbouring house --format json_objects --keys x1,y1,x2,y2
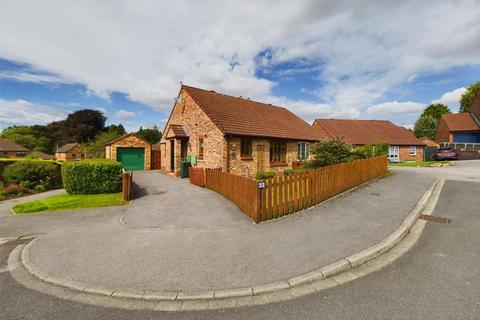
[
  {"x1": 440, "y1": 113, "x2": 480, "y2": 132},
  {"x1": 420, "y1": 138, "x2": 440, "y2": 148},
  {"x1": 312, "y1": 119, "x2": 425, "y2": 146},
  {"x1": 32, "y1": 151, "x2": 54, "y2": 160},
  {"x1": 56, "y1": 143, "x2": 80, "y2": 153},
  {"x1": 104, "y1": 132, "x2": 151, "y2": 146},
  {"x1": 181, "y1": 85, "x2": 320, "y2": 141},
  {"x1": 0, "y1": 139, "x2": 30, "y2": 152}
]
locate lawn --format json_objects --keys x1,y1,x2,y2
[
  {"x1": 389, "y1": 161, "x2": 453, "y2": 167},
  {"x1": 12, "y1": 193, "x2": 126, "y2": 214}
]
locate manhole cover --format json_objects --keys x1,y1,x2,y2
[
  {"x1": 153, "y1": 191, "x2": 167, "y2": 195},
  {"x1": 369, "y1": 192, "x2": 381, "y2": 196}
]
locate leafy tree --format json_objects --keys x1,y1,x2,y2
[
  {"x1": 413, "y1": 115, "x2": 437, "y2": 139},
  {"x1": 420, "y1": 103, "x2": 451, "y2": 121},
  {"x1": 459, "y1": 81, "x2": 480, "y2": 113},
  {"x1": 413, "y1": 103, "x2": 451, "y2": 139},
  {"x1": 137, "y1": 125, "x2": 162, "y2": 144},
  {"x1": 0, "y1": 125, "x2": 55, "y2": 153},
  {"x1": 85, "y1": 129, "x2": 124, "y2": 157},
  {"x1": 50, "y1": 109, "x2": 106, "y2": 146},
  {"x1": 307, "y1": 138, "x2": 352, "y2": 167},
  {"x1": 105, "y1": 124, "x2": 126, "y2": 136}
]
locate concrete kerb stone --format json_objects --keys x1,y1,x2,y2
[{"x1": 16, "y1": 178, "x2": 444, "y2": 310}]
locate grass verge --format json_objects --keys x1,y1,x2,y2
[
  {"x1": 389, "y1": 161, "x2": 453, "y2": 167},
  {"x1": 12, "y1": 193, "x2": 126, "y2": 214}
]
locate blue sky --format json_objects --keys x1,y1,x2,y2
[{"x1": 1, "y1": 1, "x2": 479, "y2": 132}]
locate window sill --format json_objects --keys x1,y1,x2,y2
[
  {"x1": 240, "y1": 156, "x2": 253, "y2": 161},
  {"x1": 269, "y1": 162, "x2": 288, "y2": 167}
]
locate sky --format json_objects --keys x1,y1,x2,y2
[{"x1": 1, "y1": 0, "x2": 479, "y2": 132}]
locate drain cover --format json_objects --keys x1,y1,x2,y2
[
  {"x1": 419, "y1": 214, "x2": 451, "y2": 224},
  {"x1": 153, "y1": 191, "x2": 167, "y2": 195},
  {"x1": 369, "y1": 192, "x2": 381, "y2": 196}
]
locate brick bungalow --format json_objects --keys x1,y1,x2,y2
[
  {"x1": 55, "y1": 143, "x2": 85, "y2": 162},
  {"x1": 0, "y1": 139, "x2": 29, "y2": 158},
  {"x1": 435, "y1": 93, "x2": 480, "y2": 144},
  {"x1": 312, "y1": 119, "x2": 426, "y2": 162},
  {"x1": 160, "y1": 85, "x2": 319, "y2": 177}
]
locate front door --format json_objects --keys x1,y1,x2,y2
[
  {"x1": 180, "y1": 140, "x2": 188, "y2": 161},
  {"x1": 170, "y1": 140, "x2": 174, "y2": 172},
  {"x1": 388, "y1": 146, "x2": 400, "y2": 162}
]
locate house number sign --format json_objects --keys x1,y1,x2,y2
[{"x1": 257, "y1": 181, "x2": 266, "y2": 189}]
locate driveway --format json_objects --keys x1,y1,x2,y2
[{"x1": 19, "y1": 169, "x2": 434, "y2": 293}]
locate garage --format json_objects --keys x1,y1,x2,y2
[
  {"x1": 453, "y1": 132, "x2": 480, "y2": 143},
  {"x1": 105, "y1": 133, "x2": 151, "y2": 170}
]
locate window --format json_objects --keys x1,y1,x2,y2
[
  {"x1": 270, "y1": 140, "x2": 287, "y2": 163},
  {"x1": 297, "y1": 142, "x2": 310, "y2": 160},
  {"x1": 16, "y1": 151, "x2": 26, "y2": 157},
  {"x1": 198, "y1": 138, "x2": 204, "y2": 160},
  {"x1": 240, "y1": 138, "x2": 252, "y2": 158},
  {"x1": 409, "y1": 146, "x2": 417, "y2": 156},
  {"x1": 72, "y1": 153, "x2": 76, "y2": 157}
]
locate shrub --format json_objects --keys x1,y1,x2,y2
[
  {"x1": 34, "y1": 184, "x2": 46, "y2": 192},
  {"x1": 309, "y1": 139, "x2": 353, "y2": 168},
  {"x1": 255, "y1": 170, "x2": 276, "y2": 180},
  {"x1": 5, "y1": 183, "x2": 24, "y2": 195},
  {"x1": 283, "y1": 167, "x2": 308, "y2": 176},
  {"x1": 374, "y1": 141, "x2": 389, "y2": 157},
  {"x1": 62, "y1": 160, "x2": 123, "y2": 194},
  {"x1": 352, "y1": 145, "x2": 375, "y2": 159},
  {"x1": 3, "y1": 160, "x2": 61, "y2": 189}
]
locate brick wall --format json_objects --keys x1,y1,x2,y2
[
  {"x1": 399, "y1": 145, "x2": 424, "y2": 161},
  {"x1": 470, "y1": 92, "x2": 480, "y2": 119},
  {"x1": 0, "y1": 151, "x2": 27, "y2": 158},
  {"x1": 55, "y1": 145, "x2": 85, "y2": 162},
  {"x1": 106, "y1": 135, "x2": 151, "y2": 170}
]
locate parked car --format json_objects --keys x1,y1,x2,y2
[{"x1": 430, "y1": 148, "x2": 459, "y2": 161}]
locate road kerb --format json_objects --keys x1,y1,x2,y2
[{"x1": 16, "y1": 178, "x2": 444, "y2": 310}]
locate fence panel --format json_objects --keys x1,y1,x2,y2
[{"x1": 189, "y1": 167, "x2": 205, "y2": 187}]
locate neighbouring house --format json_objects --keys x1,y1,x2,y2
[
  {"x1": 105, "y1": 133, "x2": 151, "y2": 170},
  {"x1": 435, "y1": 92, "x2": 480, "y2": 144},
  {"x1": 0, "y1": 139, "x2": 29, "y2": 158},
  {"x1": 160, "y1": 85, "x2": 319, "y2": 177},
  {"x1": 312, "y1": 119, "x2": 426, "y2": 162},
  {"x1": 55, "y1": 143, "x2": 85, "y2": 162}
]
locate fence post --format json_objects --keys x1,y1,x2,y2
[{"x1": 254, "y1": 183, "x2": 262, "y2": 223}]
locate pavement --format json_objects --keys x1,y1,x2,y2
[
  {"x1": 1, "y1": 177, "x2": 479, "y2": 319},
  {"x1": 9, "y1": 168, "x2": 435, "y2": 295}
]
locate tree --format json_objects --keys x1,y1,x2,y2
[
  {"x1": 136, "y1": 125, "x2": 162, "y2": 144},
  {"x1": 420, "y1": 103, "x2": 451, "y2": 121},
  {"x1": 0, "y1": 125, "x2": 55, "y2": 153},
  {"x1": 308, "y1": 138, "x2": 352, "y2": 167},
  {"x1": 413, "y1": 115, "x2": 437, "y2": 139},
  {"x1": 413, "y1": 103, "x2": 451, "y2": 139},
  {"x1": 460, "y1": 81, "x2": 480, "y2": 113},
  {"x1": 50, "y1": 109, "x2": 107, "y2": 146},
  {"x1": 105, "y1": 124, "x2": 126, "y2": 136}
]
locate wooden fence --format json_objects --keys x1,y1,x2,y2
[
  {"x1": 151, "y1": 149, "x2": 162, "y2": 170},
  {"x1": 189, "y1": 167, "x2": 206, "y2": 187},
  {"x1": 191, "y1": 156, "x2": 388, "y2": 223},
  {"x1": 122, "y1": 171, "x2": 133, "y2": 201}
]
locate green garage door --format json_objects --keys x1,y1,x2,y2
[{"x1": 117, "y1": 148, "x2": 145, "y2": 170}]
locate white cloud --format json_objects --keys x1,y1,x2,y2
[
  {"x1": 432, "y1": 87, "x2": 466, "y2": 107},
  {"x1": 0, "y1": 99, "x2": 67, "y2": 129},
  {"x1": 366, "y1": 101, "x2": 426, "y2": 115},
  {"x1": 114, "y1": 109, "x2": 136, "y2": 121},
  {"x1": 0, "y1": 0, "x2": 479, "y2": 121},
  {"x1": 0, "y1": 70, "x2": 70, "y2": 84}
]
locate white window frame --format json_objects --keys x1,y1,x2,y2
[
  {"x1": 297, "y1": 142, "x2": 310, "y2": 160},
  {"x1": 409, "y1": 146, "x2": 417, "y2": 156},
  {"x1": 388, "y1": 146, "x2": 400, "y2": 161}
]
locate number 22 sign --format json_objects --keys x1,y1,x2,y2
[{"x1": 257, "y1": 181, "x2": 266, "y2": 189}]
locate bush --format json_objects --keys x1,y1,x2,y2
[
  {"x1": 34, "y1": 184, "x2": 46, "y2": 192},
  {"x1": 4, "y1": 183, "x2": 24, "y2": 195},
  {"x1": 255, "y1": 170, "x2": 276, "y2": 180},
  {"x1": 62, "y1": 160, "x2": 123, "y2": 194},
  {"x1": 283, "y1": 167, "x2": 308, "y2": 176},
  {"x1": 309, "y1": 139, "x2": 353, "y2": 168},
  {"x1": 352, "y1": 145, "x2": 375, "y2": 159},
  {"x1": 374, "y1": 141, "x2": 389, "y2": 157},
  {"x1": 2, "y1": 160, "x2": 62, "y2": 189}
]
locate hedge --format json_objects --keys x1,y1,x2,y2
[
  {"x1": 3, "y1": 160, "x2": 62, "y2": 189},
  {"x1": 62, "y1": 159, "x2": 123, "y2": 194},
  {"x1": 0, "y1": 159, "x2": 62, "y2": 183}
]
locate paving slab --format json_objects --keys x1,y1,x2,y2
[{"x1": 23, "y1": 169, "x2": 434, "y2": 293}]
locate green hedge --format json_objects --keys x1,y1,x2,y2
[
  {"x1": 62, "y1": 160, "x2": 123, "y2": 194},
  {"x1": 0, "y1": 159, "x2": 62, "y2": 183},
  {"x1": 3, "y1": 160, "x2": 62, "y2": 189}
]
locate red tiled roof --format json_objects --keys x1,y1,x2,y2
[
  {"x1": 441, "y1": 113, "x2": 480, "y2": 132},
  {"x1": 312, "y1": 119, "x2": 425, "y2": 146},
  {"x1": 56, "y1": 143, "x2": 79, "y2": 153},
  {"x1": 168, "y1": 124, "x2": 188, "y2": 138},
  {"x1": 182, "y1": 85, "x2": 320, "y2": 141},
  {"x1": 0, "y1": 139, "x2": 30, "y2": 152}
]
